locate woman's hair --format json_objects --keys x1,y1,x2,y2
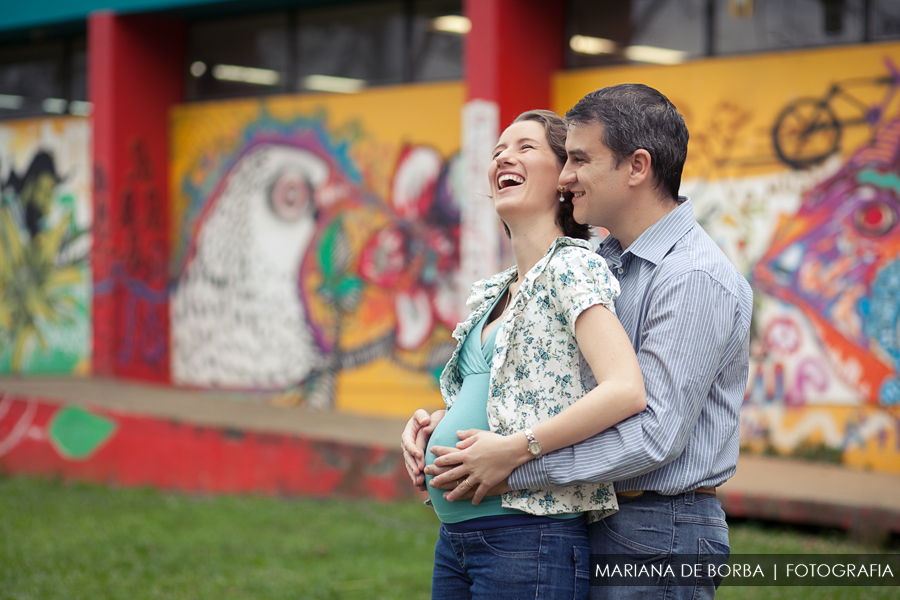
[{"x1": 508, "y1": 110, "x2": 592, "y2": 241}]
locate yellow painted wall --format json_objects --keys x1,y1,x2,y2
[{"x1": 555, "y1": 42, "x2": 900, "y2": 180}]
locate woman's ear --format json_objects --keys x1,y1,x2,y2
[{"x1": 628, "y1": 149, "x2": 652, "y2": 186}]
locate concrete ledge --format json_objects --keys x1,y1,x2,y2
[
  {"x1": 0, "y1": 377, "x2": 408, "y2": 448},
  {"x1": 719, "y1": 454, "x2": 900, "y2": 545}
]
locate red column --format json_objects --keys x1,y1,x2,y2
[
  {"x1": 464, "y1": 0, "x2": 565, "y2": 128},
  {"x1": 89, "y1": 13, "x2": 185, "y2": 382},
  {"x1": 458, "y1": 0, "x2": 565, "y2": 287}
]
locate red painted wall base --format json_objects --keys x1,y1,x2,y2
[{"x1": 0, "y1": 394, "x2": 414, "y2": 500}]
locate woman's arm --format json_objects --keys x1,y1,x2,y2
[{"x1": 427, "y1": 302, "x2": 645, "y2": 504}]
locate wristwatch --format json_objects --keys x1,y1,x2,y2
[{"x1": 524, "y1": 429, "x2": 542, "y2": 459}]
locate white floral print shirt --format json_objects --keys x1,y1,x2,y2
[{"x1": 439, "y1": 236, "x2": 621, "y2": 519}]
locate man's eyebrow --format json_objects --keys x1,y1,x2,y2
[{"x1": 567, "y1": 148, "x2": 587, "y2": 157}]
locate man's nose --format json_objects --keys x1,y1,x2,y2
[{"x1": 558, "y1": 163, "x2": 576, "y2": 186}]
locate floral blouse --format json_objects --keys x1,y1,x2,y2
[{"x1": 439, "y1": 236, "x2": 621, "y2": 519}]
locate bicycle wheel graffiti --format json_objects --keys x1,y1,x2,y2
[
  {"x1": 773, "y1": 97, "x2": 842, "y2": 169},
  {"x1": 773, "y1": 57, "x2": 900, "y2": 169}
]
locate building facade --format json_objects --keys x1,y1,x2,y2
[{"x1": 2, "y1": 0, "x2": 900, "y2": 473}]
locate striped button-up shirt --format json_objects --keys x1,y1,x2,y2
[{"x1": 509, "y1": 200, "x2": 753, "y2": 495}]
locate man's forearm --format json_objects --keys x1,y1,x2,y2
[{"x1": 508, "y1": 419, "x2": 662, "y2": 488}]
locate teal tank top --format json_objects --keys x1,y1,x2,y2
[
  {"x1": 425, "y1": 293, "x2": 523, "y2": 523},
  {"x1": 425, "y1": 287, "x2": 580, "y2": 524}
]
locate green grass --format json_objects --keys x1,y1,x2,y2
[
  {"x1": 719, "y1": 519, "x2": 896, "y2": 600},
  {"x1": 0, "y1": 475, "x2": 439, "y2": 600},
  {"x1": 0, "y1": 475, "x2": 894, "y2": 599}
]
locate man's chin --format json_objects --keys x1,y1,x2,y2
[{"x1": 572, "y1": 206, "x2": 589, "y2": 226}]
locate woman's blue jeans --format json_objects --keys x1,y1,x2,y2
[
  {"x1": 432, "y1": 517, "x2": 591, "y2": 600},
  {"x1": 588, "y1": 491, "x2": 731, "y2": 600}
]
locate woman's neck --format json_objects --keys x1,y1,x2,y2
[{"x1": 508, "y1": 220, "x2": 565, "y2": 280}]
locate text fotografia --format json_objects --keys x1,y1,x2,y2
[
  {"x1": 590, "y1": 554, "x2": 900, "y2": 587},
  {"x1": 592, "y1": 561, "x2": 891, "y2": 582}
]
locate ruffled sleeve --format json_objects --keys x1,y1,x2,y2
[{"x1": 545, "y1": 247, "x2": 619, "y2": 336}]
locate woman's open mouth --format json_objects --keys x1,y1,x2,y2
[{"x1": 498, "y1": 174, "x2": 524, "y2": 190}]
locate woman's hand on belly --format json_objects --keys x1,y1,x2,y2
[
  {"x1": 400, "y1": 409, "x2": 445, "y2": 490},
  {"x1": 425, "y1": 429, "x2": 530, "y2": 505}
]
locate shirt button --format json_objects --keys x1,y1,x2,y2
[{"x1": 617, "y1": 268, "x2": 624, "y2": 274}]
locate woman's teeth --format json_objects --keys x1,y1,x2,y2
[{"x1": 498, "y1": 174, "x2": 524, "y2": 189}]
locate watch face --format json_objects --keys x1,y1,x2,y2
[{"x1": 528, "y1": 441, "x2": 541, "y2": 457}]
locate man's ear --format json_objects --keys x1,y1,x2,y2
[{"x1": 628, "y1": 149, "x2": 652, "y2": 186}]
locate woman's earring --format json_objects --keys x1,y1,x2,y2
[{"x1": 559, "y1": 193, "x2": 565, "y2": 203}]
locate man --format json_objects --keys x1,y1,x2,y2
[{"x1": 402, "y1": 84, "x2": 753, "y2": 599}]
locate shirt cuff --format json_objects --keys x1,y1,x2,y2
[{"x1": 509, "y1": 456, "x2": 554, "y2": 489}]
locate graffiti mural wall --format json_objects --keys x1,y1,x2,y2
[
  {"x1": 0, "y1": 117, "x2": 92, "y2": 375},
  {"x1": 170, "y1": 82, "x2": 466, "y2": 417},
  {"x1": 555, "y1": 43, "x2": 900, "y2": 473}
]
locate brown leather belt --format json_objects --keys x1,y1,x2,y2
[{"x1": 617, "y1": 487, "x2": 717, "y2": 499}]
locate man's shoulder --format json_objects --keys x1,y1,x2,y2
[
  {"x1": 661, "y1": 223, "x2": 749, "y2": 289},
  {"x1": 647, "y1": 223, "x2": 753, "y2": 324}
]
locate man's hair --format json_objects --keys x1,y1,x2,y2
[
  {"x1": 510, "y1": 110, "x2": 592, "y2": 241},
  {"x1": 565, "y1": 83, "x2": 689, "y2": 202}
]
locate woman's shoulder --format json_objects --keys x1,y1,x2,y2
[{"x1": 547, "y1": 240, "x2": 612, "y2": 274}]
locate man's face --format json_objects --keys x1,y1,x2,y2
[{"x1": 559, "y1": 121, "x2": 630, "y2": 233}]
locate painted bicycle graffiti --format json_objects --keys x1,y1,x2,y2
[{"x1": 772, "y1": 56, "x2": 900, "y2": 169}]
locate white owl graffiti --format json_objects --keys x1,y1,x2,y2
[{"x1": 172, "y1": 144, "x2": 329, "y2": 389}]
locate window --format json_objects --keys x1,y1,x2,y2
[
  {"x1": 566, "y1": 0, "x2": 707, "y2": 69},
  {"x1": 411, "y1": 0, "x2": 466, "y2": 82},
  {"x1": 871, "y1": 0, "x2": 900, "y2": 40},
  {"x1": 297, "y1": 2, "x2": 405, "y2": 91},
  {"x1": 185, "y1": 0, "x2": 464, "y2": 101},
  {"x1": 0, "y1": 37, "x2": 87, "y2": 121},
  {"x1": 631, "y1": 0, "x2": 707, "y2": 58},
  {"x1": 566, "y1": 0, "x2": 900, "y2": 69},
  {"x1": 715, "y1": 0, "x2": 866, "y2": 54},
  {"x1": 186, "y1": 13, "x2": 290, "y2": 99}
]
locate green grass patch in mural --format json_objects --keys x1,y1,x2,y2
[
  {"x1": 0, "y1": 475, "x2": 895, "y2": 600},
  {"x1": 48, "y1": 406, "x2": 117, "y2": 459}
]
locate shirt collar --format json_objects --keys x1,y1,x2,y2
[
  {"x1": 467, "y1": 236, "x2": 592, "y2": 311},
  {"x1": 598, "y1": 197, "x2": 695, "y2": 267}
]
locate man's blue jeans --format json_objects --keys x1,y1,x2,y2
[
  {"x1": 432, "y1": 517, "x2": 591, "y2": 600},
  {"x1": 588, "y1": 491, "x2": 730, "y2": 600}
]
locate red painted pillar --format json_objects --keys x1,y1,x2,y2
[
  {"x1": 89, "y1": 13, "x2": 185, "y2": 382},
  {"x1": 458, "y1": 0, "x2": 565, "y2": 288},
  {"x1": 464, "y1": 0, "x2": 565, "y2": 128}
]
